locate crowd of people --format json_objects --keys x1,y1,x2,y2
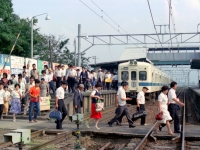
[{"x1": 0, "y1": 63, "x2": 185, "y2": 134}]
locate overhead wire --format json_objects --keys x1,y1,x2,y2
[
  {"x1": 146, "y1": 0, "x2": 170, "y2": 61},
  {"x1": 79, "y1": 0, "x2": 147, "y2": 54}
]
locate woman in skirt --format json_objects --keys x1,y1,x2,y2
[
  {"x1": 153, "y1": 85, "x2": 174, "y2": 135},
  {"x1": 3, "y1": 85, "x2": 11, "y2": 115},
  {"x1": 10, "y1": 84, "x2": 22, "y2": 122},
  {"x1": 85, "y1": 83, "x2": 103, "y2": 130}
]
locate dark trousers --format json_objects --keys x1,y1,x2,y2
[
  {"x1": 75, "y1": 107, "x2": 81, "y2": 113},
  {"x1": 56, "y1": 77, "x2": 62, "y2": 89},
  {"x1": 0, "y1": 104, "x2": 4, "y2": 119},
  {"x1": 132, "y1": 104, "x2": 146, "y2": 125},
  {"x1": 109, "y1": 105, "x2": 133, "y2": 125},
  {"x1": 49, "y1": 80, "x2": 55, "y2": 94},
  {"x1": 82, "y1": 78, "x2": 87, "y2": 91},
  {"x1": 113, "y1": 80, "x2": 118, "y2": 91},
  {"x1": 115, "y1": 107, "x2": 126, "y2": 124},
  {"x1": 106, "y1": 82, "x2": 111, "y2": 90},
  {"x1": 168, "y1": 104, "x2": 180, "y2": 131},
  {"x1": 57, "y1": 99, "x2": 68, "y2": 129},
  {"x1": 68, "y1": 77, "x2": 75, "y2": 93}
]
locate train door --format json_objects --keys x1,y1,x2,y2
[{"x1": 130, "y1": 69, "x2": 137, "y2": 90}]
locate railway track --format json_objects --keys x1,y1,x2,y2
[
  {"x1": 134, "y1": 88, "x2": 186, "y2": 150},
  {"x1": 0, "y1": 130, "x2": 73, "y2": 150}
]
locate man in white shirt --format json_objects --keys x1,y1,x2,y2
[
  {"x1": 133, "y1": 87, "x2": 149, "y2": 125},
  {"x1": 108, "y1": 82, "x2": 135, "y2": 128},
  {"x1": 55, "y1": 81, "x2": 68, "y2": 129},
  {"x1": 0, "y1": 81, "x2": 5, "y2": 120},
  {"x1": 168, "y1": 82, "x2": 184, "y2": 133},
  {"x1": 40, "y1": 70, "x2": 49, "y2": 83},
  {"x1": 22, "y1": 71, "x2": 29, "y2": 84},
  {"x1": 61, "y1": 65, "x2": 66, "y2": 80},
  {"x1": 55, "y1": 65, "x2": 63, "y2": 89},
  {"x1": 66, "y1": 65, "x2": 77, "y2": 94}
]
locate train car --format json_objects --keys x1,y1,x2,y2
[{"x1": 118, "y1": 60, "x2": 173, "y2": 104}]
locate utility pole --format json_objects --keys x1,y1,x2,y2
[
  {"x1": 92, "y1": 56, "x2": 98, "y2": 65},
  {"x1": 49, "y1": 39, "x2": 52, "y2": 69},
  {"x1": 77, "y1": 24, "x2": 81, "y2": 67},
  {"x1": 74, "y1": 38, "x2": 77, "y2": 66}
]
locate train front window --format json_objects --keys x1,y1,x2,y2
[
  {"x1": 131, "y1": 71, "x2": 136, "y2": 80},
  {"x1": 121, "y1": 71, "x2": 129, "y2": 81},
  {"x1": 139, "y1": 71, "x2": 147, "y2": 80}
]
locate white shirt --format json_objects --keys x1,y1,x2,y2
[
  {"x1": 40, "y1": 75, "x2": 49, "y2": 82},
  {"x1": 0, "y1": 89, "x2": 5, "y2": 104},
  {"x1": 11, "y1": 90, "x2": 22, "y2": 98},
  {"x1": 168, "y1": 88, "x2": 176, "y2": 104},
  {"x1": 4, "y1": 91, "x2": 11, "y2": 101},
  {"x1": 67, "y1": 69, "x2": 77, "y2": 77},
  {"x1": 117, "y1": 87, "x2": 122, "y2": 96},
  {"x1": 18, "y1": 82, "x2": 25, "y2": 94},
  {"x1": 55, "y1": 69, "x2": 63, "y2": 77},
  {"x1": 158, "y1": 92, "x2": 168, "y2": 105},
  {"x1": 137, "y1": 91, "x2": 145, "y2": 104},
  {"x1": 48, "y1": 73, "x2": 53, "y2": 81},
  {"x1": 56, "y1": 87, "x2": 65, "y2": 99},
  {"x1": 26, "y1": 69, "x2": 31, "y2": 77},
  {"x1": 113, "y1": 75, "x2": 118, "y2": 80},
  {"x1": 105, "y1": 74, "x2": 111, "y2": 79},
  {"x1": 118, "y1": 87, "x2": 126, "y2": 106},
  {"x1": 61, "y1": 69, "x2": 65, "y2": 76},
  {"x1": 91, "y1": 89, "x2": 99, "y2": 96},
  {"x1": 22, "y1": 78, "x2": 26, "y2": 85}
]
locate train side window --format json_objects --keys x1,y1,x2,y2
[
  {"x1": 121, "y1": 71, "x2": 129, "y2": 81},
  {"x1": 139, "y1": 71, "x2": 147, "y2": 80},
  {"x1": 131, "y1": 71, "x2": 136, "y2": 80}
]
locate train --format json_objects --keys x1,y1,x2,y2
[{"x1": 118, "y1": 60, "x2": 173, "y2": 104}]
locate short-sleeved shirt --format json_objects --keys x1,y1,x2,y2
[
  {"x1": 137, "y1": 91, "x2": 145, "y2": 104},
  {"x1": 18, "y1": 82, "x2": 25, "y2": 94},
  {"x1": 0, "y1": 89, "x2": 5, "y2": 104},
  {"x1": 56, "y1": 86, "x2": 65, "y2": 99},
  {"x1": 55, "y1": 69, "x2": 63, "y2": 77},
  {"x1": 11, "y1": 90, "x2": 22, "y2": 99},
  {"x1": 158, "y1": 92, "x2": 168, "y2": 105},
  {"x1": 29, "y1": 86, "x2": 40, "y2": 98},
  {"x1": 31, "y1": 69, "x2": 39, "y2": 79},
  {"x1": 4, "y1": 91, "x2": 11, "y2": 101},
  {"x1": 40, "y1": 75, "x2": 49, "y2": 82},
  {"x1": 118, "y1": 87, "x2": 126, "y2": 106},
  {"x1": 168, "y1": 88, "x2": 176, "y2": 104},
  {"x1": 67, "y1": 69, "x2": 77, "y2": 77}
]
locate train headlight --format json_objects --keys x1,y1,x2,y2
[
  {"x1": 134, "y1": 60, "x2": 137, "y2": 65},
  {"x1": 130, "y1": 60, "x2": 133, "y2": 65}
]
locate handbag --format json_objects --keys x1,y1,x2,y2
[
  {"x1": 155, "y1": 112, "x2": 163, "y2": 120},
  {"x1": 132, "y1": 110, "x2": 147, "y2": 120},
  {"x1": 95, "y1": 99, "x2": 104, "y2": 112},
  {"x1": 49, "y1": 110, "x2": 62, "y2": 120},
  {"x1": 53, "y1": 75, "x2": 57, "y2": 81}
]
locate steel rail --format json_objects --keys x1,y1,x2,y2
[
  {"x1": 135, "y1": 88, "x2": 184, "y2": 150},
  {"x1": 0, "y1": 130, "x2": 44, "y2": 149},
  {"x1": 181, "y1": 90, "x2": 186, "y2": 150},
  {"x1": 29, "y1": 132, "x2": 72, "y2": 150}
]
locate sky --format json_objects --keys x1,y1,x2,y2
[{"x1": 12, "y1": 0, "x2": 200, "y2": 84}]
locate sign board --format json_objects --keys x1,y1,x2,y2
[
  {"x1": 10, "y1": 56, "x2": 24, "y2": 75},
  {"x1": 0, "y1": 54, "x2": 11, "y2": 77},
  {"x1": 40, "y1": 97, "x2": 50, "y2": 111},
  {"x1": 25, "y1": 58, "x2": 37, "y2": 69},
  {"x1": 38, "y1": 60, "x2": 49, "y2": 75}
]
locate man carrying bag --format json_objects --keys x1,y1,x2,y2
[{"x1": 132, "y1": 87, "x2": 148, "y2": 125}]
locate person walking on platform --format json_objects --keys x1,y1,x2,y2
[
  {"x1": 97, "y1": 69, "x2": 104, "y2": 84},
  {"x1": 66, "y1": 65, "x2": 77, "y2": 94},
  {"x1": 0, "y1": 82, "x2": 5, "y2": 120},
  {"x1": 30, "y1": 64, "x2": 40, "y2": 80},
  {"x1": 55, "y1": 65, "x2": 63, "y2": 89},
  {"x1": 10, "y1": 84, "x2": 22, "y2": 122},
  {"x1": 73, "y1": 84, "x2": 84, "y2": 113},
  {"x1": 80, "y1": 67, "x2": 89, "y2": 92},
  {"x1": 48, "y1": 68, "x2": 56, "y2": 95},
  {"x1": 167, "y1": 82, "x2": 184, "y2": 133},
  {"x1": 55, "y1": 81, "x2": 68, "y2": 129},
  {"x1": 29, "y1": 79, "x2": 41, "y2": 123},
  {"x1": 108, "y1": 82, "x2": 135, "y2": 128},
  {"x1": 85, "y1": 83, "x2": 103, "y2": 130},
  {"x1": 3, "y1": 85, "x2": 11, "y2": 116},
  {"x1": 153, "y1": 86, "x2": 174, "y2": 135},
  {"x1": 133, "y1": 87, "x2": 148, "y2": 125}
]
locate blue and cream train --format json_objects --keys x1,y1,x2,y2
[{"x1": 118, "y1": 60, "x2": 173, "y2": 104}]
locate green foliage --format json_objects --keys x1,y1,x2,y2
[{"x1": 35, "y1": 35, "x2": 90, "y2": 67}]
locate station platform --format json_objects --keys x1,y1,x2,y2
[
  {"x1": 0, "y1": 119, "x2": 199, "y2": 139},
  {"x1": 189, "y1": 86, "x2": 200, "y2": 96}
]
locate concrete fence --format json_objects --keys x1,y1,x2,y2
[{"x1": 65, "y1": 90, "x2": 117, "y2": 116}]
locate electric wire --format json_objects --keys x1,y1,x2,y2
[
  {"x1": 146, "y1": 0, "x2": 170, "y2": 61},
  {"x1": 79, "y1": 0, "x2": 147, "y2": 54}
]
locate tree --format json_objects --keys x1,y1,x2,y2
[
  {"x1": 35, "y1": 35, "x2": 90, "y2": 66},
  {"x1": 0, "y1": 0, "x2": 43, "y2": 57}
]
